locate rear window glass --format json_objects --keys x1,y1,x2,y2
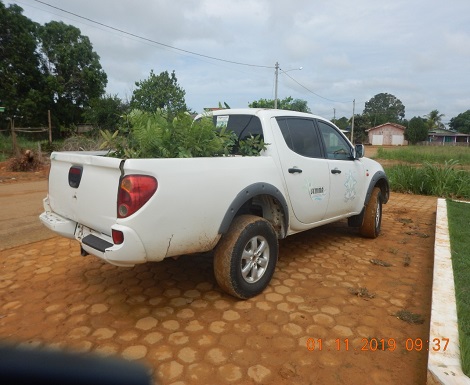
[{"x1": 213, "y1": 114, "x2": 263, "y2": 140}]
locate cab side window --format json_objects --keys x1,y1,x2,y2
[
  {"x1": 277, "y1": 117, "x2": 322, "y2": 158},
  {"x1": 317, "y1": 120, "x2": 352, "y2": 160}
]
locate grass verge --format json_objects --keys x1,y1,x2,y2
[
  {"x1": 377, "y1": 145, "x2": 470, "y2": 165},
  {"x1": 447, "y1": 200, "x2": 470, "y2": 375},
  {"x1": 384, "y1": 161, "x2": 470, "y2": 199}
]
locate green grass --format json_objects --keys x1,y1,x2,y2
[
  {"x1": 0, "y1": 133, "x2": 59, "y2": 162},
  {"x1": 377, "y1": 145, "x2": 470, "y2": 199},
  {"x1": 447, "y1": 200, "x2": 470, "y2": 375},
  {"x1": 384, "y1": 161, "x2": 470, "y2": 199},
  {"x1": 377, "y1": 145, "x2": 470, "y2": 165},
  {"x1": 1, "y1": 133, "x2": 42, "y2": 162}
]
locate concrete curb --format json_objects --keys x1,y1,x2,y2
[{"x1": 427, "y1": 198, "x2": 470, "y2": 384}]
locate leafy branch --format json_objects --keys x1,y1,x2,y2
[{"x1": 99, "y1": 109, "x2": 268, "y2": 159}]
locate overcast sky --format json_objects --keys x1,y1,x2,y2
[{"x1": 8, "y1": 0, "x2": 470, "y2": 125}]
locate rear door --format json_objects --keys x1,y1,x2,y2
[{"x1": 272, "y1": 117, "x2": 330, "y2": 224}]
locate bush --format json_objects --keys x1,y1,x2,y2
[
  {"x1": 100, "y1": 109, "x2": 267, "y2": 158},
  {"x1": 39, "y1": 141, "x2": 59, "y2": 153},
  {"x1": 377, "y1": 146, "x2": 470, "y2": 165},
  {"x1": 60, "y1": 135, "x2": 104, "y2": 152},
  {"x1": 385, "y1": 161, "x2": 470, "y2": 199}
]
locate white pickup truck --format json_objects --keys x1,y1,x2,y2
[{"x1": 40, "y1": 108, "x2": 389, "y2": 299}]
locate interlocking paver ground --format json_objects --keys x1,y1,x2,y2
[{"x1": 0, "y1": 192, "x2": 437, "y2": 385}]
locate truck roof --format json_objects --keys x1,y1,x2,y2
[{"x1": 209, "y1": 108, "x2": 332, "y2": 124}]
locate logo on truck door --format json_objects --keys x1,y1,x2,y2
[
  {"x1": 304, "y1": 180, "x2": 326, "y2": 201},
  {"x1": 310, "y1": 186, "x2": 324, "y2": 195}
]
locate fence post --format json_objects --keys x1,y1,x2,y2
[
  {"x1": 48, "y1": 110, "x2": 52, "y2": 144},
  {"x1": 10, "y1": 117, "x2": 20, "y2": 157}
]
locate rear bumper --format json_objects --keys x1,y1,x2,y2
[
  {"x1": 79, "y1": 224, "x2": 148, "y2": 267},
  {"x1": 39, "y1": 211, "x2": 77, "y2": 240},
  {"x1": 39, "y1": 208, "x2": 147, "y2": 267}
]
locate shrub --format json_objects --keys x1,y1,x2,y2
[
  {"x1": 100, "y1": 109, "x2": 267, "y2": 158},
  {"x1": 39, "y1": 141, "x2": 59, "y2": 153},
  {"x1": 385, "y1": 161, "x2": 470, "y2": 199},
  {"x1": 377, "y1": 146, "x2": 470, "y2": 165},
  {"x1": 60, "y1": 135, "x2": 104, "y2": 152}
]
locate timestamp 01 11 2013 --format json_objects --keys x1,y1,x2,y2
[{"x1": 306, "y1": 338, "x2": 450, "y2": 352}]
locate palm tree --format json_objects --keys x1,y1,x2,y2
[{"x1": 424, "y1": 110, "x2": 445, "y2": 130}]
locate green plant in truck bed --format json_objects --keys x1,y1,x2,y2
[{"x1": 100, "y1": 109, "x2": 267, "y2": 158}]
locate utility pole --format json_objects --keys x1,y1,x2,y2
[
  {"x1": 274, "y1": 62, "x2": 279, "y2": 109},
  {"x1": 351, "y1": 99, "x2": 355, "y2": 144}
]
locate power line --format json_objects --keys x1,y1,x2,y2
[
  {"x1": 18, "y1": 0, "x2": 363, "y2": 112},
  {"x1": 31, "y1": 0, "x2": 274, "y2": 69},
  {"x1": 280, "y1": 69, "x2": 353, "y2": 104}
]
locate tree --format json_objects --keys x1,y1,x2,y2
[
  {"x1": 405, "y1": 117, "x2": 428, "y2": 144},
  {"x1": 39, "y1": 21, "x2": 107, "y2": 129},
  {"x1": 0, "y1": 3, "x2": 46, "y2": 127},
  {"x1": 82, "y1": 94, "x2": 128, "y2": 131},
  {"x1": 350, "y1": 114, "x2": 371, "y2": 143},
  {"x1": 424, "y1": 110, "x2": 445, "y2": 130},
  {"x1": 332, "y1": 116, "x2": 349, "y2": 130},
  {"x1": 248, "y1": 98, "x2": 273, "y2": 109},
  {"x1": 363, "y1": 93, "x2": 405, "y2": 126},
  {"x1": 130, "y1": 70, "x2": 187, "y2": 115},
  {"x1": 449, "y1": 110, "x2": 470, "y2": 134},
  {"x1": 249, "y1": 96, "x2": 311, "y2": 112}
]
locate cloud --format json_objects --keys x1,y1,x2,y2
[
  {"x1": 445, "y1": 31, "x2": 470, "y2": 57},
  {"x1": 8, "y1": 0, "x2": 470, "y2": 121}
]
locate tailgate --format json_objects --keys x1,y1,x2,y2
[{"x1": 47, "y1": 152, "x2": 123, "y2": 235}]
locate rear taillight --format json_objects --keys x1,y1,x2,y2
[
  {"x1": 68, "y1": 166, "x2": 83, "y2": 188},
  {"x1": 112, "y1": 229, "x2": 124, "y2": 244},
  {"x1": 117, "y1": 175, "x2": 158, "y2": 218}
]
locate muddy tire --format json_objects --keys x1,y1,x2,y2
[
  {"x1": 359, "y1": 187, "x2": 383, "y2": 238},
  {"x1": 214, "y1": 215, "x2": 278, "y2": 299}
]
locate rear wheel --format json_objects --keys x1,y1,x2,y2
[
  {"x1": 359, "y1": 187, "x2": 383, "y2": 238},
  {"x1": 214, "y1": 215, "x2": 278, "y2": 299}
]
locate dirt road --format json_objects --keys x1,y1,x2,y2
[{"x1": 0, "y1": 180, "x2": 55, "y2": 251}]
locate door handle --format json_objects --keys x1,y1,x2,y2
[
  {"x1": 331, "y1": 168, "x2": 341, "y2": 174},
  {"x1": 288, "y1": 168, "x2": 303, "y2": 174}
]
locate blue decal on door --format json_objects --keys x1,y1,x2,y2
[{"x1": 343, "y1": 170, "x2": 357, "y2": 202}]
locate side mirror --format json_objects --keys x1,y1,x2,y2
[{"x1": 355, "y1": 144, "x2": 365, "y2": 159}]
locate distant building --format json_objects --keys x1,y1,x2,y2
[
  {"x1": 427, "y1": 128, "x2": 470, "y2": 145},
  {"x1": 366, "y1": 123, "x2": 407, "y2": 146},
  {"x1": 76, "y1": 124, "x2": 94, "y2": 133}
]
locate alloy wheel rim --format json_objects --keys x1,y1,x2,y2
[
  {"x1": 375, "y1": 201, "x2": 381, "y2": 229},
  {"x1": 240, "y1": 235, "x2": 270, "y2": 283}
]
